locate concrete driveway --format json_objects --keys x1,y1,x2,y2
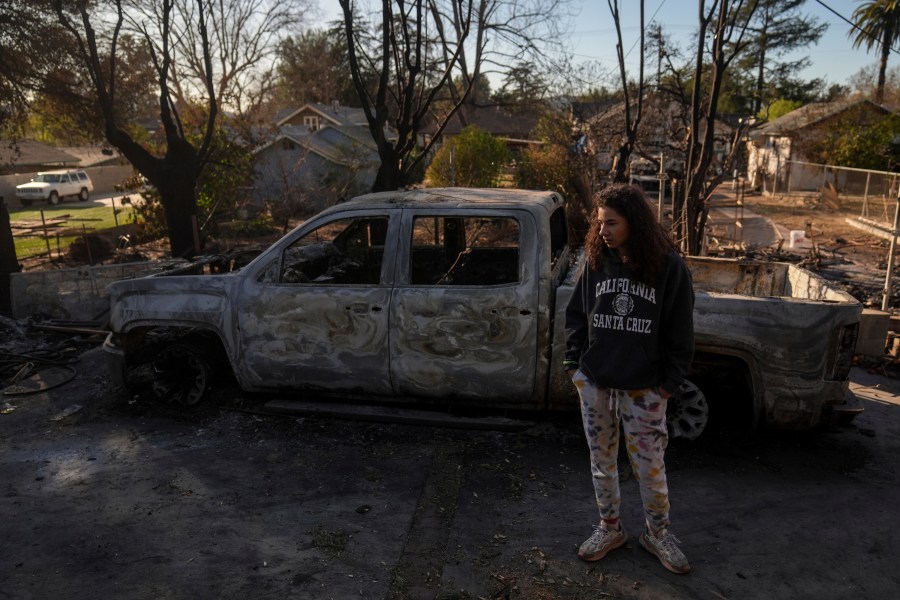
[{"x1": 1, "y1": 346, "x2": 898, "y2": 599}]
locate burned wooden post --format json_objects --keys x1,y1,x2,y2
[{"x1": 0, "y1": 195, "x2": 22, "y2": 316}]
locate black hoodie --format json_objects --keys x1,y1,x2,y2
[{"x1": 564, "y1": 249, "x2": 695, "y2": 395}]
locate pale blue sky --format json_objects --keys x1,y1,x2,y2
[
  {"x1": 572, "y1": 0, "x2": 882, "y2": 88},
  {"x1": 318, "y1": 1, "x2": 885, "y2": 90}
]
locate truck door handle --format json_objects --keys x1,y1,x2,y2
[
  {"x1": 487, "y1": 307, "x2": 532, "y2": 317},
  {"x1": 346, "y1": 303, "x2": 381, "y2": 314}
]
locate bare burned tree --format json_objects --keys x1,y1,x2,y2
[
  {"x1": 678, "y1": 0, "x2": 756, "y2": 255},
  {"x1": 339, "y1": 0, "x2": 474, "y2": 191},
  {"x1": 437, "y1": 0, "x2": 571, "y2": 119},
  {"x1": 53, "y1": 0, "x2": 217, "y2": 258},
  {"x1": 608, "y1": 0, "x2": 646, "y2": 183},
  {"x1": 148, "y1": 0, "x2": 308, "y2": 127},
  {"x1": 51, "y1": 0, "x2": 303, "y2": 258}
]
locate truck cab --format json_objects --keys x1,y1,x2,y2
[{"x1": 106, "y1": 189, "x2": 573, "y2": 410}]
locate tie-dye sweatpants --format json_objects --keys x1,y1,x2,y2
[{"x1": 572, "y1": 369, "x2": 671, "y2": 534}]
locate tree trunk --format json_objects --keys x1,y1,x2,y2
[
  {"x1": 566, "y1": 171, "x2": 593, "y2": 244},
  {"x1": 108, "y1": 127, "x2": 201, "y2": 258},
  {"x1": 877, "y1": 23, "x2": 893, "y2": 105},
  {"x1": 371, "y1": 144, "x2": 402, "y2": 192},
  {"x1": 0, "y1": 197, "x2": 21, "y2": 316},
  {"x1": 157, "y1": 138, "x2": 201, "y2": 258},
  {"x1": 753, "y1": 32, "x2": 767, "y2": 115},
  {"x1": 157, "y1": 175, "x2": 200, "y2": 259},
  {"x1": 613, "y1": 144, "x2": 631, "y2": 183}
]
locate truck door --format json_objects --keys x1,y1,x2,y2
[
  {"x1": 390, "y1": 210, "x2": 539, "y2": 404},
  {"x1": 236, "y1": 213, "x2": 396, "y2": 395}
]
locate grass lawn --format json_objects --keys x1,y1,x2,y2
[{"x1": 9, "y1": 200, "x2": 139, "y2": 260}]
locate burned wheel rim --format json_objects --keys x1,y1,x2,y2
[
  {"x1": 666, "y1": 380, "x2": 708, "y2": 440},
  {"x1": 151, "y1": 343, "x2": 211, "y2": 406}
]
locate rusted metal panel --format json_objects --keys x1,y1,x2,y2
[
  {"x1": 785, "y1": 263, "x2": 859, "y2": 303},
  {"x1": 390, "y1": 288, "x2": 538, "y2": 404},
  {"x1": 548, "y1": 282, "x2": 580, "y2": 410},
  {"x1": 686, "y1": 256, "x2": 787, "y2": 296},
  {"x1": 109, "y1": 275, "x2": 234, "y2": 333},
  {"x1": 388, "y1": 207, "x2": 541, "y2": 406},
  {"x1": 237, "y1": 285, "x2": 393, "y2": 393},
  {"x1": 691, "y1": 287, "x2": 860, "y2": 428}
]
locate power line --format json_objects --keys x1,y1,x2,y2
[
  {"x1": 624, "y1": 0, "x2": 668, "y2": 59},
  {"x1": 813, "y1": 0, "x2": 900, "y2": 57}
]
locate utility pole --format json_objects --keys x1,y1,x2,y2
[{"x1": 656, "y1": 23, "x2": 663, "y2": 89}]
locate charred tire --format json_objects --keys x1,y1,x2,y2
[
  {"x1": 151, "y1": 342, "x2": 213, "y2": 406},
  {"x1": 78, "y1": 187, "x2": 89, "y2": 202},
  {"x1": 48, "y1": 191, "x2": 60, "y2": 205},
  {"x1": 666, "y1": 379, "x2": 708, "y2": 440}
]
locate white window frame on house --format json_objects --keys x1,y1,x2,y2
[{"x1": 304, "y1": 116, "x2": 320, "y2": 131}]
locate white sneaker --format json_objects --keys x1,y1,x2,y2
[
  {"x1": 639, "y1": 527, "x2": 691, "y2": 574},
  {"x1": 577, "y1": 522, "x2": 627, "y2": 561}
]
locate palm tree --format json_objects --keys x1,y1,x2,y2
[{"x1": 850, "y1": 0, "x2": 900, "y2": 104}]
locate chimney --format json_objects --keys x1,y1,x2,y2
[{"x1": 332, "y1": 100, "x2": 340, "y2": 113}]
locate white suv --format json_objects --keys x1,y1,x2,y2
[{"x1": 15, "y1": 169, "x2": 94, "y2": 207}]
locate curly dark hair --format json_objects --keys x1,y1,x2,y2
[{"x1": 584, "y1": 183, "x2": 677, "y2": 284}]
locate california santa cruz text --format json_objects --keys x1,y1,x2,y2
[{"x1": 591, "y1": 277, "x2": 656, "y2": 334}]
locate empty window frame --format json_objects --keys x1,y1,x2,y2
[
  {"x1": 409, "y1": 215, "x2": 520, "y2": 286},
  {"x1": 280, "y1": 216, "x2": 388, "y2": 285}
]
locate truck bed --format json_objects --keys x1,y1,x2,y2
[{"x1": 686, "y1": 256, "x2": 858, "y2": 303}]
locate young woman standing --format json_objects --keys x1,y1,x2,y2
[{"x1": 564, "y1": 183, "x2": 695, "y2": 574}]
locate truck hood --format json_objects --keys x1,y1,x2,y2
[{"x1": 16, "y1": 182, "x2": 50, "y2": 190}]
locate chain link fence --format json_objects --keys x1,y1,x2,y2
[{"x1": 764, "y1": 159, "x2": 900, "y2": 225}]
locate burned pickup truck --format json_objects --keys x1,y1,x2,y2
[{"x1": 103, "y1": 188, "x2": 862, "y2": 438}]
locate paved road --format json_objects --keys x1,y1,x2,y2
[
  {"x1": 5, "y1": 192, "x2": 142, "y2": 215},
  {"x1": 706, "y1": 188, "x2": 787, "y2": 250}
]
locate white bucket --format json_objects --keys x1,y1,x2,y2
[{"x1": 789, "y1": 230, "x2": 806, "y2": 248}]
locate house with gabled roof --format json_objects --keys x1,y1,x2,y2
[
  {"x1": 419, "y1": 104, "x2": 542, "y2": 155},
  {"x1": 746, "y1": 98, "x2": 892, "y2": 192},
  {"x1": 274, "y1": 101, "x2": 370, "y2": 131},
  {"x1": 586, "y1": 93, "x2": 734, "y2": 184},
  {"x1": 253, "y1": 102, "x2": 385, "y2": 211}
]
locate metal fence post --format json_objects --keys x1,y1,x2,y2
[
  {"x1": 863, "y1": 172, "x2": 871, "y2": 218},
  {"x1": 882, "y1": 194, "x2": 900, "y2": 311}
]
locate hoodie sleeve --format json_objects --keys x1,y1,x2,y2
[
  {"x1": 564, "y1": 264, "x2": 590, "y2": 370},
  {"x1": 659, "y1": 255, "x2": 695, "y2": 395}
]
